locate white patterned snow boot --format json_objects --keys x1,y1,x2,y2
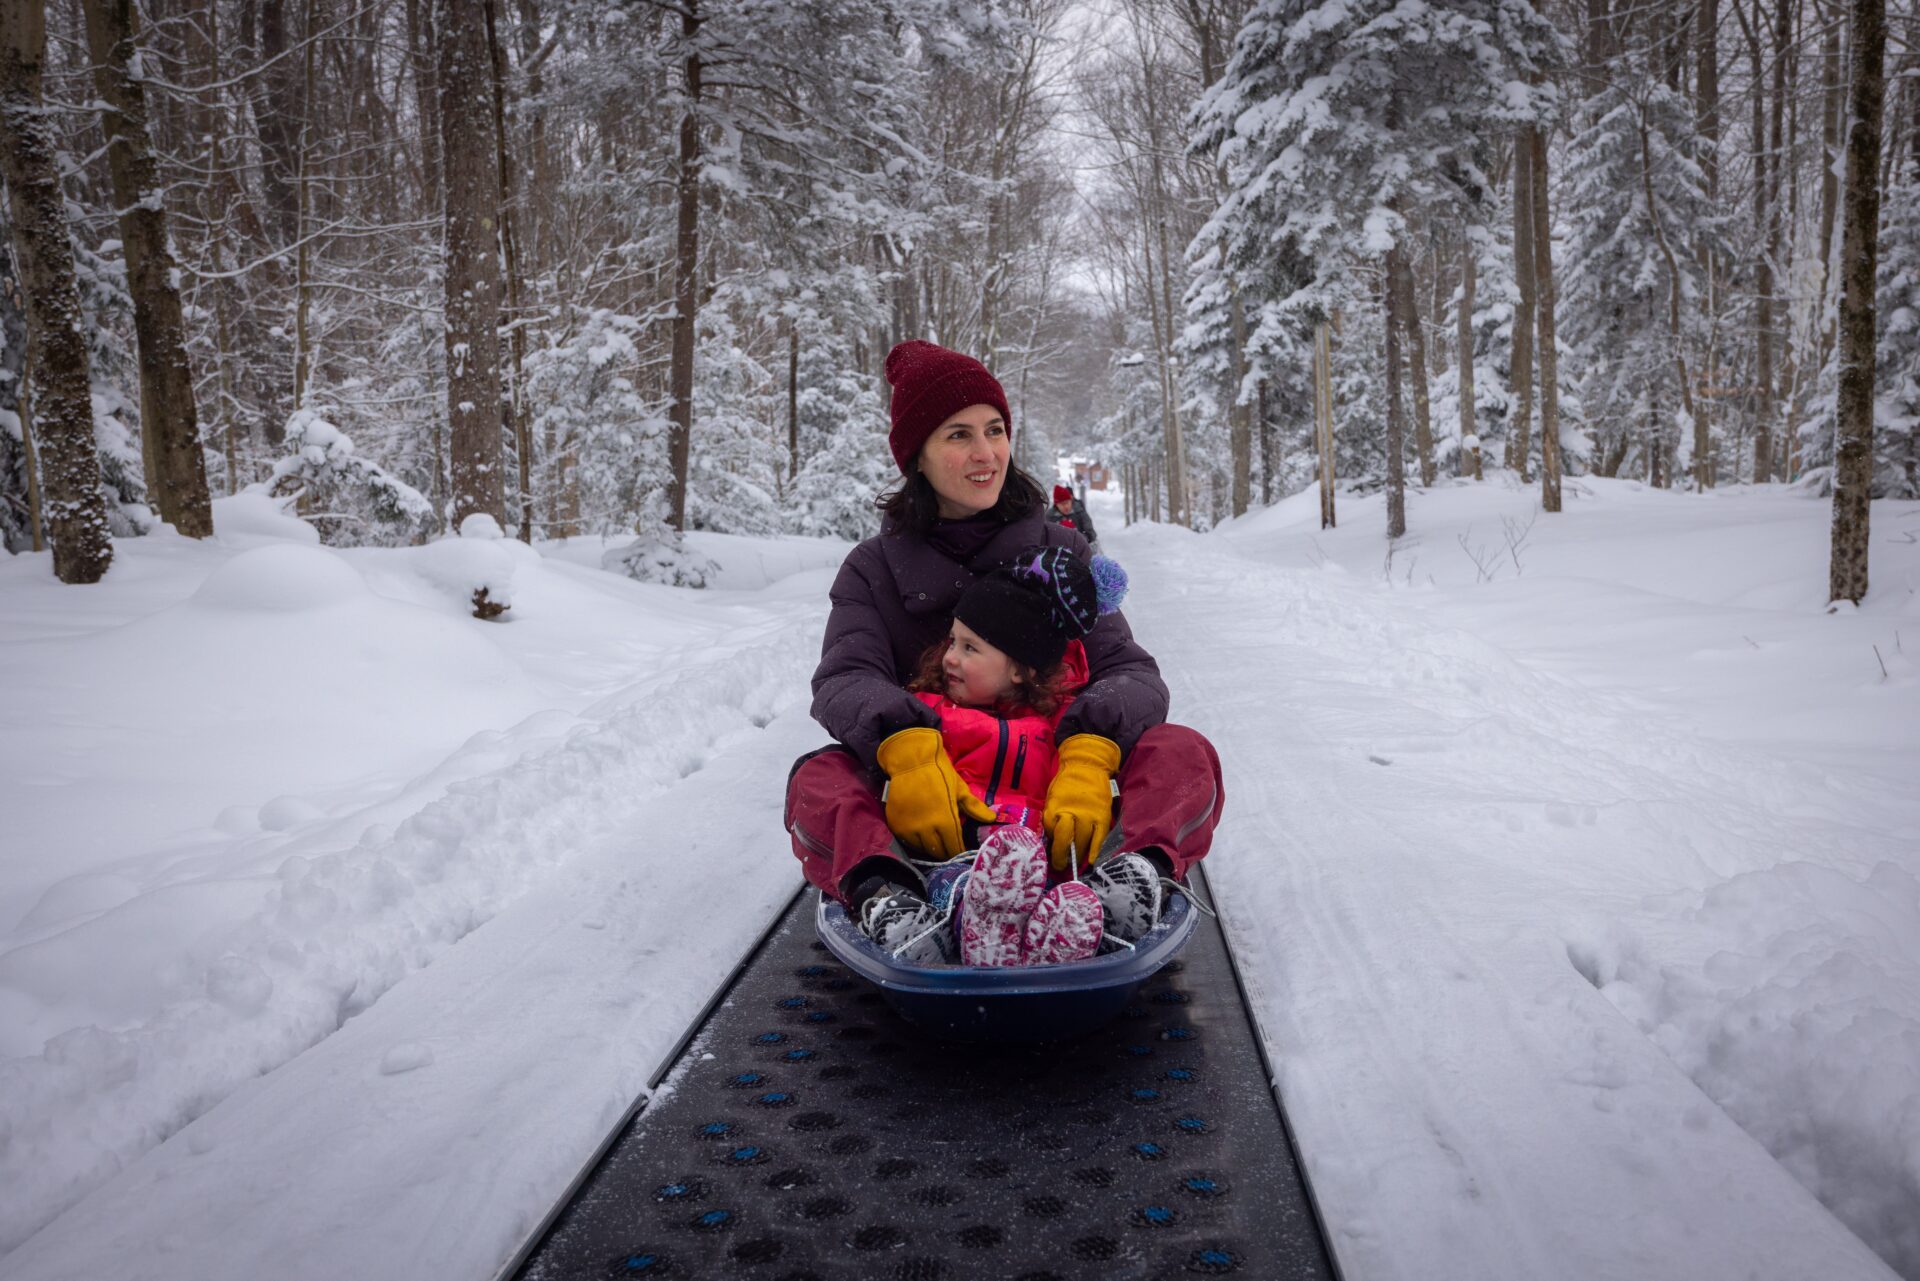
[
  {"x1": 1081, "y1": 851, "x2": 1165, "y2": 943},
  {"x1": 859, "y1": 885, "x2": 955, "y2": 966}
]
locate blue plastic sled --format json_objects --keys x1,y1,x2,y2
[{"x1": 816, "y1": 889, "x2": 1198, "y2": 1043}]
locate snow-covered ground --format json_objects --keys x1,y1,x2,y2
[{"x1": 2, "y1": 479, "x2": 1915, "y2": 1280}]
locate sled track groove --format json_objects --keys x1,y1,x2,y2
[{"x1": 502, "y1": 868, "x2": 1339, "y2": 1280}]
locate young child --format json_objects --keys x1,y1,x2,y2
[{"x1": 893, "y1": 545, "x2": 1127, "y2": 967}]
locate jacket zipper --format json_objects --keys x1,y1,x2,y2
[
  {"x1": 983, "y1": 718, "x2": 1010, "y2": 805},
  {"x1": 1009, "y1": 734, "x2": 1029, "y2": 794}
]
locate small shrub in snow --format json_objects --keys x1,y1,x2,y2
[{"x1": 267, "y1": 410, "x2": 433, "y2": 547}]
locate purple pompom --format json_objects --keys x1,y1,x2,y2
[{"x1": 1090, "y1": 554, "x2": 1129, "y2": 615}]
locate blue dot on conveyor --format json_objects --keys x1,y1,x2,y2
[
  {"x1": 1141, "y1": 1205, "x2": 1175, "y2": 1224},
  {"x1": 758, "y1": 1093, "x2": 790, "y2": 1105},
  {"x1": 778, "y1": 996, "x2": 807, "y2": 1008},
  {"x1": 616, "y1": 1253, "x2": 660, "y2": 1272},
  {"x1": 1131, "y1": 1088, "x2": 1160, "y2": 1102},
  {"x1": 727, "y1": 1147, "x2": 761, "y2": 1162},
  {"x1": 1167, "y1": 1068, "x2": 1195, "y2": 1082},
  {"x1": 1177, "y1": 1116, "x2": 1210, "y2": 1132},
  {"x1": 1198, "y1": 1247, "x2": 1238, "y2": 1265},
  {"x1": 784, "y1": 1048, "x2": 815, "y2": 1061},
  {"x1": 1132, "y1": 1142, "x2": 1165, "y2": 1159},
  {"x1": 700, "y1": 1122, "x2": 732, "y2": 1136},
  {"x1": 1186, "y1": 1177, "x2": 1218, "y2": 1193},
  {"x1": 1127, "y1": 1044, "x2": 1152, "y2": 1056},
  {"x1": 655, "y1": 1183, "x2": 689, "y2": 1199},
  {"x1": 697, "y1": 1209, "x2": 731, "y2": 1228},
  {"x1": 806, "y1": 1011, "x2": 833, "y2": 1023},
  {"x1": 757, "y1": 1032, "x2": 786, "y2": 1044},
  {"x1": 731, "y1": 1072, "x2": 763, "y2": 1086},
  {"x1": 1162, "y1": 1026, "x2": 1195, "y2": 1041}
]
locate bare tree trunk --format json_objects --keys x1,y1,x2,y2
[
  {"x1": 1314, "y1": 319, "x2": 1336, "y2": 528},
  {"x1": 1139, "y1": 206, "x2": 1185, "y2": 528},
  {"x1": 0, "y1": 0, "x2": 113, "y2": 581},
  {"x1": 484, "y1": 0, "x2": 534, "y2": 541},
  {"x1": 1829, "y1": 0, "x2": 1885, "y2": 603},
  {"x1": 1815, "y1": 7, "x2": 1844, "y2": 377},
  {"x1": 1383, "y1": 261, "x2": 1407, "y2": 539},
  {"x1": 787, "y1": 320, "x2": 799, "y2": 482},
  {"x1": 440, "y1": 0, "x2": 505, "y2": 529},
  {"x1": 83, "y1": 0, "x2": 213, "y2": 537},
  {"x1": 1636, "y1": 101, "x2": 1704, "y2": 495},
  {"x1": 1531, "y1": 123, "x2": 1563, "y2": 512},
  {"x1": 1258, "y1": 378, "x2": 1277, "y2": 505},
  {"x1": 665, "y1": 0, "x2": 702, "y2": 533},
  {"x1": 405, "y1": 0, "x2": 441, "y2": 216},
  {"x1": 1458, "y1": 236, "x2": 1481, "y2": 478},
  {"x1": 1749, "y1": 2, "x2": 1778, "y2": 482},
  {"x1": 1509, "y1": 132, "x2": 1536, "y2": 479},
  {"x1": 255, "y1": 0, "x2": 303, "y2": 245},
  {"x1": 1228, "y1": 280, "x2": 1252, "y2": 516},
  {"x1": 291, "y1": 0, "x2": 316, "y2": 408},
  {"x1": 1695, "y1": 0, "x2": 1723, "y2": 487},
  {"x1": 1391, "y1": 246, "x2": 1435, "y2": 486}
]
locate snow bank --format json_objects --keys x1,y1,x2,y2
[{"x1": 0, "y1": 520, "x2": 844, "y2": 1255}]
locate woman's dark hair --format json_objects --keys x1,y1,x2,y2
[
  {"x1": 875, "y1": 464, "x2": 1046, "y2": 537},
  {"x1": 906, "y1": 634, "x2": 1082, "y2": 719}
]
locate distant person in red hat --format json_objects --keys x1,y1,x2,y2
[
  {"x1": 783, "y1": 339, "x2": 1224, "y2": 967},
  {"x1": 1046, "y1": 483, "x2": 1097, "y2": 546}
]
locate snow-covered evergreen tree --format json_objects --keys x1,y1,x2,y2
[
  {"x1": 1559, "y1": 66, "x2": 1718, "y2": 483},
  {"x1": 1192, "y1": 0, "x2": 1564, "y2": 497}
]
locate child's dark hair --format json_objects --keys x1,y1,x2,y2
[{"x1": 907, "y1": 635, "x2": 1080, "y2": 718}]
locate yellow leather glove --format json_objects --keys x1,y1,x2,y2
[
  {"x1": 876, "y1": 727, "x2": 996, "y2": 860},
  {"x1": 1044, "y1": 734, "x2": 1121, "y2": 873}
]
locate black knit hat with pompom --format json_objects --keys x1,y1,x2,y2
[{"x1": 954, "y1": 546, "x2": 1128, "y2": 670}]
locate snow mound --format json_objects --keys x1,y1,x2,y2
[
  {"x1": 409, "y1": 529, "x2": 535, "y2": 614},
  {"x1": 210, "y1": 491, "x2": 319, "y2": 547},
  {"x1": 191, "y1": 544, "x2": 366, "y2": 612}
]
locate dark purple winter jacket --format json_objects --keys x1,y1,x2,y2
[{"x1": 810, "y1": 508, "x2": 1168, "y2": 769}]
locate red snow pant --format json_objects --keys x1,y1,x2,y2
[{"x1": 784, "y1": 723, "x2": 1224, "y2": 903}]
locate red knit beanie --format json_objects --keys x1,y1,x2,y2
[
  {"x1": 884, "y1": 340, "x2": 1012, "y2": 476},
  {"x1": 1052, "y1": 484, "x2": 1073, "y2": 505}
]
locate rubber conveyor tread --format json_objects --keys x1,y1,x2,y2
[{"x1": 512, "y1": 869, "x2": 1336, "y2": 1280}]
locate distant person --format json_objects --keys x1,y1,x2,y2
[
  {"x1": 893, "y1": 545, "x2": 1130, "y2": 967},
  {"x1": 783, "y1": 338, "x2": 1223, "y2": 968},
  {"x1": 1046, "y1": 483, "x2": 1097, "y2": 546}
]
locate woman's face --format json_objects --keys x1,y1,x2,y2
[
  {"x1": 917, "y1": 403, "x2": 1010, "y2": 518},
  {"x1": 942, "y1": 618, "x2": 1022, "y2": 707}
]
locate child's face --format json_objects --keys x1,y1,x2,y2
[{"x1": 943, "y1": 618, "x2": 1023, "y2": 707}]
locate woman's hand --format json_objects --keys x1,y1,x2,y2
[
  {"x1": 876, "y1": 728, "x2": 996, "y2": 859},
  {"x1": 1044, "y1": 734, "x2": 1121, "y2": 872}
]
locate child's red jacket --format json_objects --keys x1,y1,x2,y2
[{"x1": 911, "y1": 641, "x2": 1090, "y2": 830}]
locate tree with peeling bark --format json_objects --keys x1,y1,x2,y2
[
  {"x1": 1828, "y1": 0, "x2": 1886, "y2": 604},
  {"x1": 0, "y1": 0, "x2": 114, "y2": 582},
  {"x1": 82, "y1": 0, "x2": 213, "y2": 538}
]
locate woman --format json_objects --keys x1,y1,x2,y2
[{"x1": 783, "y1": 339, "x2": 1223, "y2": 962}]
